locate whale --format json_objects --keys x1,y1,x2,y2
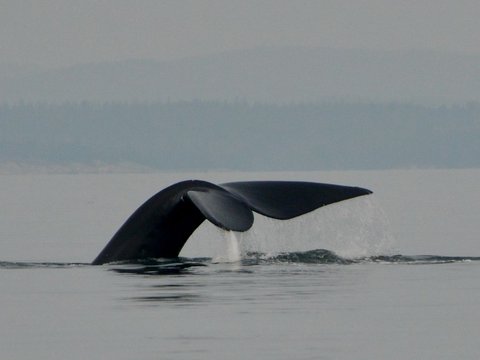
[{"x1": 92, "y1": 180, "x2": 372, "y2": 265}]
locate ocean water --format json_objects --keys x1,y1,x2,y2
[{"x1": 1, "y1": 169, "x2": 479, "y2": 359}]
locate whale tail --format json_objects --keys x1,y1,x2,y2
[{"x1": 92, "y1": 180, "x2": 372, "y2": 265}]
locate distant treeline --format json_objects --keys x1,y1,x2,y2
[{"x1": 1, "y1": 101, "x2": 479, "y2": 170}]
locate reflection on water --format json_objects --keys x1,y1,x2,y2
[
  {"x1": 2, "y1": 249, "x2": 479, "y2": 272},
  {"x1": 98, "y1": 250, "x2": 480, "y2": 308},
  {"x1": 2, "y1": 251, "x2": 480, "y2": 308},
  {"x1": 2, "y1": 252, "x2": 480, "y2": 359},
  {"x1": 108, "y1": 261, "x2": 207, "y2": 276},
  {"x1": 0, "y1": 261, "x2": 89, "y2": 269},
  {"x1": 128, "y1": 293, "x2": 203, "y2": 304},
  {"x1": 105, "y1": 249, "x2": 480, "y2": 276}
]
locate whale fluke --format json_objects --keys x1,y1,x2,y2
[{"x1": 92, "y1": 180, "x2": 372, "y2": 265}]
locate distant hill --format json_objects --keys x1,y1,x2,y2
[
  {"x1": 1, "y1": 101, "x2": 479, "y2": 171},
  {"x1": 1, "y1": 47, "x2": 480, "y2": 104}
]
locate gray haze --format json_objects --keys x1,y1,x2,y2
[
  {"x1": 1, "y1": 102, "x2": 479, "y2": 171},
  {"x1": 2, "y1": 47, "x2": 480, "y2": 104},
  {"x1": 2, "y1": 1, "x2": 480, "y2": 170},
  {"x1": 2, "y1": 1, "x2": 480, "y2": 68}
]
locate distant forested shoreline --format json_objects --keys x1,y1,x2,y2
[{"x1": 1, "y1": 101, "x2": 479, "y2": 171}]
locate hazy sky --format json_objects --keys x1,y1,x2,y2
[{"x1": 1, "y1": 0, "x2": 480, "y2": 68}]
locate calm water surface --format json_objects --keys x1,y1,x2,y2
[{"x1": 1, "y1": 170, "x2": 479, "y2": 359}]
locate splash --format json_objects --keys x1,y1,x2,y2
[
  {"x1": 209, "y1": 229, "x2": 242, "y2": 263},
  {"x1": 225, "y1": 231, "x2": 241, "y2": 262},
  {"x1": 236, "y1": 195, "x2": 395, "y2": 259},
  {"x1": 182, "y1": 195, "x2": 395, "y2": 260}
]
